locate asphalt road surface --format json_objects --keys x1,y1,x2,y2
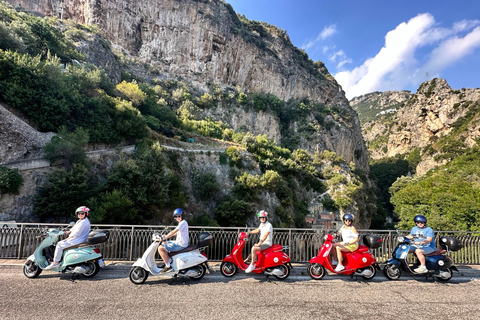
[{"x1": 1, "y1": 266, "x2": 479, "y2": 320}]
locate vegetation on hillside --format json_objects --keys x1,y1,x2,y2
[
  {"x1": 390, "y1": 147, "x2": 480, "y2": 231},
  {"x1": 1, "y1": 2, "x2": 369, "y2": 227}
]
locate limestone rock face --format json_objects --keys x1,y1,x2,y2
[
  {"x1": 6, "y1": 0, "x2": 368, "y2": 170},
  {"x1": 0, "y1": 103, "x2": 55, "y2": 164},
  {"x1": 352, "y1": 78, "x2": 480, "y2": 174}
]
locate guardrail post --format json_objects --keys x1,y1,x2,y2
[
  {"x1": 17, "y1": 224, "x2": 24, "y2": 259},
  {"x1": 129, "y1": 226, "x2": 134, "y2": 261},
  {"x1": 288, "y1": 229, "x2": 292, "y2": 259}
]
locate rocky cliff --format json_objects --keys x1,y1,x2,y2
[
  {"x1": 351, "y1": 78, "x2": 480, "y2": 174},
  {"x1": 1, "y1": 0, "x2": 373, "y2": 227},
  {"x1": 5, "y1": 0, "x2": 368, "y2": 171}
]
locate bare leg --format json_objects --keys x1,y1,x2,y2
[
  {"x1": 250, "y1": 245, "x2": 261, "y2": 266},
  {"x1": 416, "y1": 249, "x2": 426, "y2": 266},
  {"x1": 158, "y1": 246, "x2": 170, "y2": 266}
]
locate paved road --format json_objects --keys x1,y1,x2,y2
[{"x1": 1, "y1": 262, "x2": 480, "y2": 320}]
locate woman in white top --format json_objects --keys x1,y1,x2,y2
[
  {"x1": 331, "y1": 213, "x2": 359, "y2": 272},
  {"x1": 45, "y1": 206, "x2": 91, "y2": 269},
  {"x1": 245, "y1": 210, "x2": 273, "y2": 273}
]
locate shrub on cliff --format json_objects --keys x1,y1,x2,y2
[{"x1": 0, "y1": 166, "x2": 23, "y2": 194}]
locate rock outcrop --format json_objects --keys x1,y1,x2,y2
[{"x1": 351, "y1": 78, "x2": 480, "y2": 174}]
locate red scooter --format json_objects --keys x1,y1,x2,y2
[
  {"x1": 220, "y1": 231, "x2": 292, "y2": 280},
  {"x1": 307, "y1": 233, "x2": 381, "y2": 280}
]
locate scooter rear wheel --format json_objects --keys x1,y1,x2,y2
[
  {"x1": 220, "y1": 261, "x2": 237, "y2": 277},
  {"x1": 23, "y1": 261, "x2": 42, "y2": 278},
  {"x1": 437, "y1": 268, "x2": 453, "y2": 282},
  {"x1": 129, "y1": 266, "x2": 149, "y2": 284},
  {"x1": 307, "y1": 263, "x2": 325, "y2": 280},
  {"x1": 189, "y1": 264, "x2": 207, "y2": 280},
  {"x1": 82, "y1": 260, "x2": 100, "y2": 278},
  {"x1": 272, "y1": 264, "x2": 291, "y2": 280},
  {"x1": 361, "y1": 265, "x2": 377, "y2": 280},
  {"x1": 383, "y1": 264, "x2": 401, "y2": 280}
]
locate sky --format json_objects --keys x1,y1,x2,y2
[{"x1": 226, "y1": 0, "x2": 480, "y2": 99}]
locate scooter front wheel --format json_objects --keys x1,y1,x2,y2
[
  {"x1": 220, "y1": 261, "x2": 237, "y2": 277},
  {"x1": 23, "y1": 261, "x2": 42, "y2": 278},
  {"x1": 383, "y1": 264, "x2": 401, "y2": 280},
  {"x1": 129, "y1": 266, "x2": 149, "y2": 284},
  {"x1": 82, "y1": 260, "x2": 100, "y2": 278},
  {"x1": 307, "y1": 263, "x2": 325, "y2": 280}
]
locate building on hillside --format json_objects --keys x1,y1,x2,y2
[{"x1": 305, "y1": 200, "x2": 340, "y2": 230}]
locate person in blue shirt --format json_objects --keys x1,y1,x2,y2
[{"x1": 406, "y1": 214, "x2": 436, "y2": 273}]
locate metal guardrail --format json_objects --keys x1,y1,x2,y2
[{"x1": 1, "y1": 223, "x2": 479, "y2": 264}]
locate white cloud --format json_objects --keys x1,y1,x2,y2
[
  {"x1": 334, "y1": 13, "x2": 480, "y2": 99},
  {"x1": 302, "y1": 25, "x2": 337, "y2": 50},
  {"x1": 320, "y1": 25, "x2": 337, "y2": 40}
]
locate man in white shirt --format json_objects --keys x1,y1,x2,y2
[
  {"x1": 245, "y1": 210, "x2": 273, "y2": 273},
  {"x1": 158, "y1": 208, "x2": 189, "y2": 272}
]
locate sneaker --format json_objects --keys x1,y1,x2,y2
[
  {"x1": 45, "y1": 262, "x2": 60, "y2": 270},
  {"x1": 245, "y1": 264, "x2": 255, "y2": 273},
  {"x1": 331, "y1": 260, "x2": 338, "y2": 266},
  {"x1": 334, "y1": 265, "x2": 345, "y2": 272},
  {"x1": 160, "y1": 266, "x2": 172, "y2": 273},
  {"x1": 414, "y1": 265, "x2": 428, "y2": 274}
]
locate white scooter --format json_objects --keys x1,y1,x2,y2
[{"x1": 129, "y1": 230, "x2": 213, "y2": 284}]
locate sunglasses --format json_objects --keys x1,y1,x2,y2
[
  {"x1": 259, "y1": 217, "x2": 267, "y2": 219},
  {"x1": 344, "y1": 219, "x2": 352, "y2": 222},
  {"x1": 416, "y1": 221, "x2": 425, "y2": 224}
]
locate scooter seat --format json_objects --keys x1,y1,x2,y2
[
  {"x1": 356, "y1": 245, "x2": 369, "y2": 253},
  {"x1": 260, "y1": 244, "x2": 283, "y2": 254},
  {"x1": 63, "y1": 242, "x2": 91, "y2": 251},
  {"x1": 425, "y1": 248, "x2": 446, "y2": 256},
  {"x1": 168, "y1": 244, "x2": 198, "y2": 257}
]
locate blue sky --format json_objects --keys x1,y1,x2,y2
[{"x1": 226, "y1": 0, "x2": 480, "y2": 99}]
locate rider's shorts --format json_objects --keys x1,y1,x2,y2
[
  {"x1": 164, "y1": 241, "x2": 187, "y2": 252},
  {"x1": 258, "y1": 244, "x2": 271, "y2": 251},
  {"x1": 344, "y1": 243, "x2": 359, "y2": 252},
  {"x1": 410, "y1": 245, "x2": 435, "y2": 254}
]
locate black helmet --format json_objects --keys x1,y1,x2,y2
[{"x1": 414, "y1": 215, "x2": 427, "y2": 224}]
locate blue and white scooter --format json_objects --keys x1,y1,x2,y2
[
  {"x1": 23, "y1": 223, "x2": 109, "y2": 279},
  {"x1": 383, "y1": 233, "x2": 462, "y2": 281},
  {"x1": 129, "y1": 229, "x2": 213, "y2": 284}
]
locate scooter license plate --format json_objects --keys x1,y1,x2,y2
[{"x1": 98, "y1": 258, "x2": 105, "y2": 268}]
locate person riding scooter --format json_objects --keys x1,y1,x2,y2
[
  {"x1": 406, "y1": 214, "x2": 435, "y2": 274},
  {"x1": 331, "y1": 213, "x2": 359, "y2": 272},
  {"x1": 245, "y1": 210, "x2": 273, "y2": 273},
  {"x1": 45, "y1": 206, "x2": 91, "y2": 270},
  {"x1": 158, "y1": 208, "x2": 189, "y2": 273}
]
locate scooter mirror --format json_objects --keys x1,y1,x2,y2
[{"x1": 69, "y1": 221, "x2": 75, "y2": 226}]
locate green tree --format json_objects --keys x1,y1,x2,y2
[
  {"x1": 0, "y1": 166, "x2": 23, "y2": 194},
  {"x1": 43, "y1": 126, "x2": 89, "y2": 168},
  {"x1": 214, "y1": 197, "x2": 253, "y2": 226},
  {"x1": 88, "y1": 189, "x2": 137, "y2": 224},
  {"x1": 390, "y1": 149, "x2": 480, "y2": 231},
  {"x1": 34, "y1": 164, "x2": 93, "y2": 220}
]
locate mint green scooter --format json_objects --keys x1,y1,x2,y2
[{"x1": 23, "y1": 223, "x2": 109, "y2": 279}]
